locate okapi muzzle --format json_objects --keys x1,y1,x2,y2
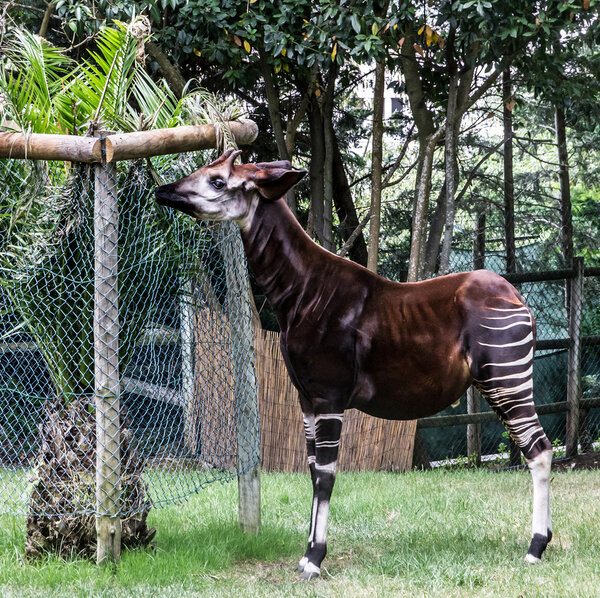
[{"x1": 156, "y1": 150, "x2": 553, "y2": 580}]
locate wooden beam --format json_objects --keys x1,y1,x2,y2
[
  {"x1": 94, "y1": 134, "x2": 122, "y2": 565},
  {"x1": 0, "y1": 120, "x2": 258, "y2": 163},
  {"x1": 0, "y1": 132, "x2": 103, "y2": 162},
  {"x1": 105, "y1": 119, "x2": 258, "y2": 162}
]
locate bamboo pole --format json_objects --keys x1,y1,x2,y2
[
  {"x1": 0, "y1": 120, "x2": 258, "y2": 163},
  {"x1": 93, "y1": 133, "x2": 122, "y2": 564}
]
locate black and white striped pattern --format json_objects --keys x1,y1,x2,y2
[
  {"x1": 470, "y1": 302, "x2": 552, "y2": 562},
  {"x1": 297, "y1": 411, "x2": 343, "y2": 580},
  {"x1": 473, "y1": 305, "x2": 547, "y2": 459}
]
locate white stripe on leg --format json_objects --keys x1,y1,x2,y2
[
  {"x1": 528, "y1": 449, "x2": 552, "y2": 536},
  {"x1": 525, "y1": 449, "x2": 552, "y2": 563}
]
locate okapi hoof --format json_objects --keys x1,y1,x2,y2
[
  {"x1": 296, "y1": 556, "x2": 307, "y2": 572},
  {"x1": 297, "y1": 557, "x2": 321, "y2": 579},
  {"x1": 525, "y1": 530, "x2": 552, "y2": 563},
  {"x1": 299, "y1": 563, "x2": 321, "y2": 580}
]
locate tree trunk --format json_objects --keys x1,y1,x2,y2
[
  {"x1": 25, "y1": 398, "x2": 155, "y2": 560},
  {"x1": 309, "y1": 98, "x2": 325, "y2": 244},
  {"x1": 555, "y1": 105, "x2": 574, "y2": 268},
  {"x1": 321, "y1": 62, "x2": 338, "y2": 252},
  {"x1": 503, "y1": 68, "x2": 520, "y2": 466},
  {"x1": 331, "y1": 133, "x2": 369, "y2": 266},
  {"x1": 39, "y1": 1, "x2": 56, "y2": 38},
  {"x1": 258, "y1": 51, "x2": 297, "y2": 214},
  {"x1": 439, "y1": 75, "x2": 459, "y2": 275},
  {"x1": 473, "y1": 210, "x2": 486, "y2": 270},
  {"x1": 145, "y1": 41, "x2": 186, "y2": 99},
  {"x1": 422, "y1": 184, "x2": 446, "y2": 279},
  {"x1": 503, "y1": 69, "x2": 516, "y2": 274},
  {"x1": 407, "y1": 132, "x2": 442, "y2": 282},
  {"x1": 367, "y1": 59, "x2": 386, "y2": 273}
]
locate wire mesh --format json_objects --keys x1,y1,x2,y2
[
  {"x1": 418, "y1": 207, "x2": 599, "y2": 466},
  {"x1": 0, "y1": 153, "x2": 260, "y2": 526}
]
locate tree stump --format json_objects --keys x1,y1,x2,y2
[{"x1": 25, "y1": 397, "x2": 155, "y2": 559}]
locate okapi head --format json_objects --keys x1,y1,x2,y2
[{"x1": 156, "y1": 149, "x2": 307, "y2": 229}]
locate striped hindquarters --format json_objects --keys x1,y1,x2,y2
[{"x1": 470, "y1": 299, "x2": 550, "y2": 460}]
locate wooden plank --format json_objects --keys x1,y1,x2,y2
[
  {"x1": 93, "y1": 135, "x2": 122, "y2": 565},
  {"x1": 0, "y1": 131, "x2": 102, "y2": 162}
]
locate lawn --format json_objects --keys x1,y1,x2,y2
[{"x1": 0, "y1": 468, "x2": 599, "y2": 597}]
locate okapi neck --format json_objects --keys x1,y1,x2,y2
[{"x1": 240, "y1": 197, "x2": 321, "y2": 326}]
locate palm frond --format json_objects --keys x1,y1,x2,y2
[{"x1": 0, "y1": 30, "x2": 71, "y2": 133}]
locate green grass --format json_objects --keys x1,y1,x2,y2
[{"x1": 1, "y1": 468, "x2": 599, "y2": 597}]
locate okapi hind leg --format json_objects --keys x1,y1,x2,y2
[
  {"x1": 524, "y1": 448, "x2": 553, "y2": 563},
  {"x1": 469, "y1": 300, "x2": 553, "y2": 563}
]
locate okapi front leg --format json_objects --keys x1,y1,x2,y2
[{"x1": 297, "y1": 410, "x2": 343, "y2": 580}]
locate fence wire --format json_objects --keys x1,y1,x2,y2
[
  {"x1": 0, "y1": 153, "x2": 259, "y2": 530},
  {"x1": 417, "y1": 209, "x2": 600, "y2": 466}
]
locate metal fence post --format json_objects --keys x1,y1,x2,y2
[
  {"x1": 566, "y1": 257, "x2": 584, "y2": 458},
  {"x1": 94, "y1": 134, "x2": 122, "y2": 564}
]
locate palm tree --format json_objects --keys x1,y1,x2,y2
[{"x1": 0, "y1": 20, "x2": 240, "y2": 558}]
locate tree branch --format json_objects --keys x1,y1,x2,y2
[{"x1": 145, "y1": 41, "x2": 186, "y2": 99}]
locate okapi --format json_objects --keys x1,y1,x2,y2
[{"x1": 156, "y1": 149, "x2": 553, "y2": 579}]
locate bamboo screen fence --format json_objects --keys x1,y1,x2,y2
[
  {"x1": 253, "y1": 327, "x2": 416, "y2": 472},
  {"x1": 192, "y1": 313, "x2": 416, "y2": 472}
]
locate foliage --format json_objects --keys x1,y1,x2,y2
[
  {"x1": 4, "y1": 1, "x2": 600, "y2": 282},
  {"x1": 0, "y1": 20, "x2": 230, "y2": 135},
  {"x1": 0, "y1": 22, "x2": 235, "y2": 399}
]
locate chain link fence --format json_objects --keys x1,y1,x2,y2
[
  {"x1": 415, "y1": 208, "x2": 600, "y2": 466},
  {"x1": 0, "y1": 152, "x2": 259, "y2": 556}
]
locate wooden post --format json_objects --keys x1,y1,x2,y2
[
  {"x1": 221, "y1": 223, "x2": 261, "y2": 533},
  {"x1": 566, "y1": 257, "x2": 584, "y2": 458},
  {"x1": 180, "y1": 280, "x2": 199, "y2": 454},
  {"x1": 94, "y1": 133, "x2": 122, "y2": 564},
  {"x1": 466, "y1": 386, "x2": 482, "y2": 466}
]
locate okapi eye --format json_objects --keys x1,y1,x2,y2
[{"x1": 210, "y1": 177, "x2": 225, "y2": 190}]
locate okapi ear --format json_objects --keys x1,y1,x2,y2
[
  {"x1": 250, "y1": 166, "x2": 307, "y2": 201},
  {"x1": 208, "y1": 149, "x2": 240, "y2": 167}
]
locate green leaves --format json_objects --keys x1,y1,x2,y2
[
  {"x1": 0, "y1": 18, "x2": 191, "y2": 135},
  {"x1": 0, "y1": 30, "x2": 71, "y2": 134}
]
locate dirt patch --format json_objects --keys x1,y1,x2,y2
[{"x1": 551, "y1": 451, "x2": 600, "y2": 471}]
